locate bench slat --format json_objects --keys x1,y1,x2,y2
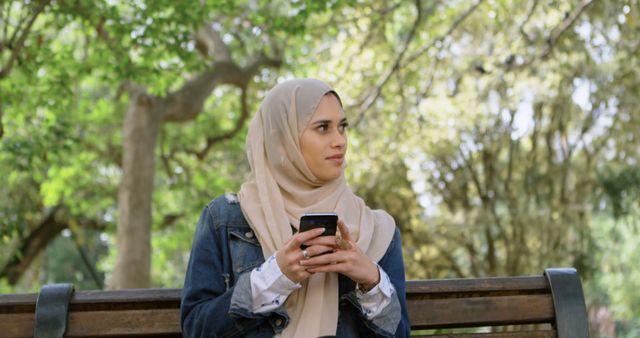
[
  {"x1": 406, "y1": 276, "x2": 550, "y2": 295},
  {"x1": 415, "y1": 331, "x2": 556, "y2": 338},
  {"x1": 408, "y1": 294, "x2": 555, "y2": 329},
  {"x1": 67, "y1": 309, "x2": 181, "y2": 337},
  {"x1": 0, "y1": 310, "x2": 181, "y2": 338},
  {"x1": 70, "y1": 288, "x2": 182, "y2": 305},
  {"x1": 0, "y1": 313, "x2": 34, "y2": 338}
]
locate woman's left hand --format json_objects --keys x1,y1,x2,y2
[{"x1": 300, "y1": 219, "x2": 379, "y2": 287}]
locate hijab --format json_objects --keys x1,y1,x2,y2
[{"x1": 238, "y1": 78, "x2": 396, "y2": 337}]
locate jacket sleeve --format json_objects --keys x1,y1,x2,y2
[
  {"x1": 180, "y1": 205, "x2": 287, "y2": 338},
  {"x1": 379, "y1": 228, "x2": 411, "y2": 338},
  {"x1": 342, "y1": 227, "x2": 411, "y2": 338}
]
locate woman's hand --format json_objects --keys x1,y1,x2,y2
[
  {"x1": 276, "y1": 227, "x2": 334, "y2": 283},
  {"x1": 300, "y1": 219, "x2": 379, "y2": 287}
]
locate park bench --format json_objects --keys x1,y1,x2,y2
[{"x1": 0, "y1": 268, "x2": 589, "y2": 337}]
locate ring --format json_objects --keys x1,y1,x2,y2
[
  {"x1": 302, "y1": 249, "x2": 310, "y2": 259},
  {"x1": 335, "y1": 237, "x2": 352, "y2": 250}
]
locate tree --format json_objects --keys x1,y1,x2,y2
[
  {"x1": 2, "y1": 2, "x2": 640, "y2": 334},
  {"x1": 111, "y1": 22, "x2": 283, "y2": 289},
  {"x1": 306, "y1": 0, "x2": 639, "y2": 282},
  {"x1": 0, "y1": 0, "x2": 340, "y2": 288},
  {"x1": 414, "y1": 0, "x2": 638, "y2": 278},
  {"x1": 0, "y1": 0, "x2": 51, "y2": 139}
]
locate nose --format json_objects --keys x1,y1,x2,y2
[{"x1": 331, "y1": 129, "x2": 346, "y2": 149}]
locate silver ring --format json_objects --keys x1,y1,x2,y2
[{"x1": 302, "y1": 249, "x2": 310, "y2": 260}]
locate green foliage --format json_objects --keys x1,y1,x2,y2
[
  {"x1": 1, "y1": 0, "x2": 639, "y2": 336},
  {"x1": 40, "y1": 228, "x2": 108, "y2": 291},
  {"x1": 1, "y1": 0, "x2": 343, "y2": 289},
  {"x1": 599, "y1": 166, "x2": 640, "y2": 218},
  {"x1": 588, "y1": 213, "x2": 640, "y2": 335}
]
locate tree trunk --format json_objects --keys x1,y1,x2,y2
[
  {"x1": 108, "y1": 24, "x2": 281, "y2": 289},
  {"x1": 111, "y1": 91, "x2": 161, "y2": 289}
]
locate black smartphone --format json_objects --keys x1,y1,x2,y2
[{"x1": 299, "y1": 212, "x2": 338, "y2": 250}]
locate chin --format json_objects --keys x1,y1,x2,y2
[{"x1": 320, "y1": 170, "x2": 343, "y2": 182}]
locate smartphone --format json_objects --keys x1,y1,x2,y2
[{"x1": 299, "y1": 212, "x2": 338, "y2": 250}]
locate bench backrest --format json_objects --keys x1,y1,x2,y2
[{"x1": 0, "y1": 268, "x2": 589, "y2": 338}]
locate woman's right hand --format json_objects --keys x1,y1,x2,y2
[{"x1": 276, "y1": 228, "x2": 333, "y2": 283}]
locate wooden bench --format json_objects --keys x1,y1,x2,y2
[{"x1": 0, "y1": 268, "x2": 590, "y2": 337}]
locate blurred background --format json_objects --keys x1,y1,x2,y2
[{"x1": 1, "y1": 0, "x2": 638, "y2": 336}]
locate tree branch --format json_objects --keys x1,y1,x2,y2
[
  {"x1": 1, "y1": 2, "x2": 11, "y2": 43},
  {"x1": 70, "y1": 229, "x2": 104, "y2": 290},
  {"x1": 0, "y1": 206, "x2": 105, "y2": 285},
  {"x1": 160, "y1": 138, "x2": 175, "y2": 180},
  {"x1": 6, "y1": 2, "x2": 29, "y2": 49},
  {"x1": 0, "y1": 0, "x2": 51, "y2": 79},
  {"x1": 195, "y1": 23, "x2": 231, "y2": 62},
  {"x1": 351, "y1": 0, "x2": 425, "y2": 126},
  {"x1": 314, "y1": 2, "x2": 403, "y2": 28},
  {"x1": 161, "y1": 50, "x2": 280, "y2": 161},
  {"x1": 458, "y1": 142, "x2": 508, "y2": 274},
  {"x1": 393, "y1": 69, "x2": 409, "y2": 143},
  {"x1": 414, "y1": 55, "x2": 439, "y2": 107},
  {"x1": 162, "y1": 52, "x2": 281, "y2": 123},
  {"x1": 541, "y1": 0, "x2": 595, "y2": 59},
  {"x1": 157, "y1": 213, "x2": 186, "y2": 230},
  {"x1": 240, "y1": 51, "x2": 283, "y2": 83},
  {"x1": 0, "y1": 105, "x2": 4, "y2": 139},
  {"x1": 188, "y1": 87, "x2": 250, "y2": 160},
  {"x1": 351, "y1": 0, "x2": 484, "y2": 126},
  {"x1": 333, "y1": 3, "x2": 402, "y2": 88},
  {"x1": 525, "y1": 102, "x2": 543, "y2": 205},
  {"x1": 515, "y1": 0, "x2": 596, "y2": 70},
  {"x1": 505, "y1": 110, "x2": 516, "y2": 197},
  {"x1": 518, "y1": 0, "x2": 539, "y2": 43},
  {"x1": 404, "y1": 0, "x2": 484, "y2": 66}
]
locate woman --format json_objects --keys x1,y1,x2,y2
[{"x1": 181, "y1": 78, "x2": 410, "y2": 337}]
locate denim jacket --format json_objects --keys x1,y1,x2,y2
[{"x1": 181, "y1": 194, "x2": 411, "y2": 338}]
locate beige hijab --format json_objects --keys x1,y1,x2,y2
[{"x1": 238, "y1": 78, "x2": 395, "y2": 337}]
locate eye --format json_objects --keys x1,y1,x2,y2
[
  {"x1": 338, "y1": 122, "x2": 349, "y2": 133},
  {"x1": 317, "y1": 123, "x2": 329, "y2": 132}
]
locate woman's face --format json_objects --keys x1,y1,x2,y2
[{"x1": 300, "y1": 94, "x2": 348, "y2": 181}]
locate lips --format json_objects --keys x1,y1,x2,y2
[{"x1": 326, "y1": 154, "x2": 344, "y2": 165}]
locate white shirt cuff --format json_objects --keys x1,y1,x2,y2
[
  {"x1": 356, "y1": 265, "x2": 395, "y2": 318},
  {"x1": 250, "y1": 253, "x2": 301, "y2": 313}
]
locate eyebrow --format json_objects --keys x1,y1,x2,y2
[{"x1": 310, "y1": 118, "x2": 348, "y2": 125}]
